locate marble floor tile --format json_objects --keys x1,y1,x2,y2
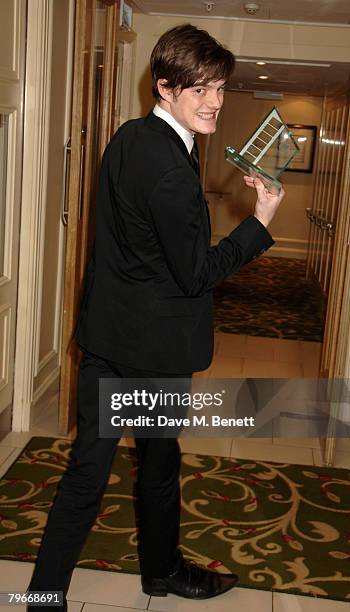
[
  {"x1": 67, "y1": 568, "x2": 149, "y2": 609},
  {"x1": 244, "y1": 336, "x2": 276, "y2": 361},
  {"x1": 273, "y1": 339, "x2": 303, "y2": 364},
  {"x1": 0, "y1": 447, "x2": 23, "y2": 478},
  {"x1": 83, "y1": 605, "x2": 147, "y2": 612},
  {"x1": 215, "y1": 333, "x2": 248, "y2": 359},
  {"x1": 274, "y1": 592, "x2": 349, "y2": 611},
  {"x1": 179, "y1": 437, "x2": 232, "y2": 457},
  {"x1": 148, "y1": 585, "x2": 272, "y2": 612},
  {"x1": 230, "y1": 440, "x2": 314, "y2": 465},
  {"x1": 0, "y1": 445, "x2": 18, "y2": 465},
  {"x1": 208, "y1": 357, "x2": 244, "y2": 378},
  {"x1": 242, "y1": 359, "x2": 303, "y2": 378}
]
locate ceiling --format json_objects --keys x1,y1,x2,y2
[
  {"x1": 229, "y1": 58, "x2": 350, "y2": 97},
  {"x1": 129, "y1": 0, "x2": 350, "y2": 96},
  {"x1": 130, "y1": 0, "x2": 350, "y2": 25}
]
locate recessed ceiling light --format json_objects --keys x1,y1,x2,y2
[
  {"x1": 237, "y1": 58, "x2": 331, "y2": 68},
  {"x1": 256, "y1": 61, "x2": 266, "y2": 65},
  {"x1": 259, "y1": 75, "x2": 269, "y2": 79}
]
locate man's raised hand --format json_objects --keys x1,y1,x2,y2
[{"x1": 243, "y1": 175, "x2": 285, "y2": 228}]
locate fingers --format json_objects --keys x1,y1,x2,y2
[
  {"x1": 243, "y1": 175, "x2": 265, "y2": 188},
  {"x1": 243, "y1": 175, "x2": 255, "y2": 188},
  {"x1": 243, "y1": 175, "x2": 284, "y2": 199},
  {"x1": 253, "y1": 177, "x2": 266, "y2": 196}
]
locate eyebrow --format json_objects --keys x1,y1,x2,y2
[{"x1": 191, "y1": 81, "x2": 227, "y2": 88}]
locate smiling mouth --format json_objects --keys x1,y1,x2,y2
[{"x1": 196, "y1": 112, "x2": 217, "y2": 120}]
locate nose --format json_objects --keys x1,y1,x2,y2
[{"x1": 206, "y1": 88, "x2": 223, "y2": 109}]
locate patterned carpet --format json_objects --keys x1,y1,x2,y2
[
  {"x1": 214, "y1": 257, "x2": 326, "y2": 341},
  {"x1": 1, "y1": 437, "x2": 350, "y2": 601}
]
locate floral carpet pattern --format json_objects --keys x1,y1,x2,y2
[
  {"x1": 1, "y1": 437, "x2": 350, "y2": 601},
  {"x1": 213, "y1": 256, "x2": 326, "y2": 341}
]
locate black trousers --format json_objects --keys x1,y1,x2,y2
[{"x1": 28, "y1": 350, "x2": 191, "y2": 609}]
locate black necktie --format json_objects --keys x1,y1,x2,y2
[{"x1": 190, "y1": 139, "x2": 200, "y2": 177}]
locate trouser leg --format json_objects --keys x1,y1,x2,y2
[
  {"x1": 135, "y1": 437, "x2": 181, "y2": 577},
  {"x1": 112, "y1": 365, "x2": 190, "y2": 579},
  {"x1": 28, "y1": 355, "x2": 191, "y2": 608},
  {"x1": 28, "y1": 352, "x2": 120, "y2": 608}
]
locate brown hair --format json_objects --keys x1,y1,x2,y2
[{"x1": 150, "y1": 24, "x2": 235, "y2": 100}]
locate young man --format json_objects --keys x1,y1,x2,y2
[{"x1": 28, "y1": 24, "x2": 284, "y2": 608}]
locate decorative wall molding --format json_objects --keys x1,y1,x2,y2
[
  {"x1": 32, "y1": 366, "x2": 60, "y2": 407},
  {"x1": 37, "y1": 348, "x2": 57, "y2": 375},
  {"x1": 0, "y1": 0, "x2": 21, "y2": 81},
  {"x1": 0, "y1": 108, "x2": 17, "y2": 286},
  {"x1": 0, "y1": 404, "x2": 12, "y2": 433}
]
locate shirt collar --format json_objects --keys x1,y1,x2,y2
[{"x1": 153, "y1": 104, "x2": 194, "y2": 154}]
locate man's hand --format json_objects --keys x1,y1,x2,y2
[{"x1": 243, "y1": 175, "x2": 285, "y2": 228}]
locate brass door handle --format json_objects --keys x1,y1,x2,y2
[
  {"x1": 326, "y1": 222, "x2": 334, "y2": 237},
  {"x1": 78, "y1": 142, "x2": 85, "y2": 221},
  {"x1": 62, "y1": 138, "x2": 71, "y2": 226}
]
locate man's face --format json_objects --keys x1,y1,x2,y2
[{"x1": 165, "y1": 79, "x2": 226, "y2": 134}]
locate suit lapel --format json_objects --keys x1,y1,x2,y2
[{"x1": 145, "y1": 112, "x2": 191, "y2": 164}]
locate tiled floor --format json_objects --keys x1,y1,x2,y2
[{"x1": 0, "y1": 334, "x2": 349, "y2": 611}]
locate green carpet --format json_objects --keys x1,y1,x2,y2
[
  {"x1": 0, "y1": 437, "x2": 350, "y2": 601},
  {"x1": 214, "y1": 256, "x2": 326, "y2": 341}
]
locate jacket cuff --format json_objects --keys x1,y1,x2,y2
[{"x1": 228, "y1": 215, "x2": 274, "y2": 261}]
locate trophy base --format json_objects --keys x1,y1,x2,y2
[{"x1": 225, "y1": 146, "x2": 282, "y2": 195}]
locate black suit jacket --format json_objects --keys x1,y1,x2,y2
[{"x1": 76, "y1": 112, "x2": 274, "y2": 373}]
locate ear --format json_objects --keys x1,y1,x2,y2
[{"x1": 156, "y1": 79, "x2": 175, "y2": 103}]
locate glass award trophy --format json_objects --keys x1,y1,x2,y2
[{"x1": 225, "y1": 107, "x2": 299, "y2": 194}]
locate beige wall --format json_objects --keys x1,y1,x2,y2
[
  {"x1": 206, "y1": 92, "x2": 323, "y2": 258},
  {"x1": 130, "y1": 13, "x2": 350, "y2": 119}
]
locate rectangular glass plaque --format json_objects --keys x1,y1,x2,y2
[{"x1": 225, "y1": 107, "x2": 300, "y2": 194}]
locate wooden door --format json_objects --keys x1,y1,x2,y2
[
  {"x1": 306, "y1": 96, "x2": 349, "y2": 298},
  {"x1": 305, "y1": 93, "x2": 350, "y2": 465},
  {"x1": 310, "y1": 95, "x2": 350, "y2": 377},
  {"x1": 59, "y1": 0, "x2": 122, "y2": 435},
  {"x1": 321, "y1": 100, "x2": 350, "y2": 465},
  {"x1": 0, "y1": 1, "x2": 26, "y2": 419}
]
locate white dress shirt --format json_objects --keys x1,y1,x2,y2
[{"x1": 153, "y1": 104, "x2": 194, "y2": 154}]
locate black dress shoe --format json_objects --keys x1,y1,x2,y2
[{"x1": 141, "y1": 552, "x2": 239, "y2": 599}]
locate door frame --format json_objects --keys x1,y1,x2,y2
[{"x1": 12, "y1": 0, "x2": 75, "y2": 431}]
